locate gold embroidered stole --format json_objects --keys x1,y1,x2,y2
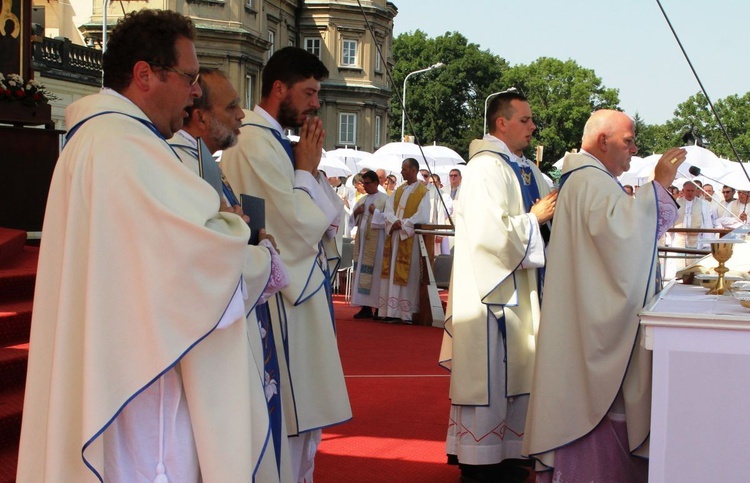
[
  {"x1": 382, "y1": 183, "x2": 428, "y2": 286},
  {"x1": 354, "y1": 194, "x2": 387, "y2": 294}
]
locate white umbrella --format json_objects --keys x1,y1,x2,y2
[
  {"x1": 634, "y1": 154, "x2": 663, "y2": 178},
  {"x1": 423, "y1": 145, "x2": 465, "y2": 166},
  {"x1": 618, "y1": 156, "x2": 647, "y2": 186},
  {"x1": 373, "y1": 142, "x2": 440, "y2": 171},
  {"x1": 716, "y1": 163, "x2": 750, "y2": 191},
  {"x1": 319, "y1": 153, "x2": 353, "y2": 178},
  {"x1": 326, "y1": 147, "x2": 371, "y2": 174},
  {"x1": 675, "y1": 145, "x2": 725, "y2": 179},
  {"x1": 359, "y1": 153, "x2": 404, "y2": 176}
]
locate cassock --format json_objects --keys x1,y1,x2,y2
[
  {"x1": 438, "y1": 136, "x2": 548, "y2": 464},
  {"x1": 523, "y1": 151, "x2": 678, "y2": 481},
  {"x1": 350, "y1": 191, "x2": 388, "y2": 308},
  {"x1": 17, "y1": 91, "x2": 276, "y2": 482},
  {"x1": 220, "y1": 108, "x2": 351, "y2": 438},
  {"x1": 379, "y1": 181, "x2": 430, "y2": 322}
]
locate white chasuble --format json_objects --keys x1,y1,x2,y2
[
  {"x1": 350, "y1": 191, "x2": 388, "y2": 308},
  {"x1": 221, "y1": 109, "x2": 351, "y2": 436},
  {"x1": 379, "y1": 182, "x2": 431, "y2": 321},
  {"x1": 18, "y1": 92, "x2": 275, "y2": 482},
  {"x1": 523, "y1": 152, "x2": 678, "y2": 471},
  {"x1": 439, "y1": 137, "x2": 549, "y2": 464}
]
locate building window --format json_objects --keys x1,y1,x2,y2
[
  {"x1": 375, "y1": 45, "x2": 382, "y2": 72},
  {"x1": 342, "y1": 39, "x2": 358, "y2": 66},
  {"x1": 289, "y1": 39, "x2": 295, "y2": 47},
  {"x1": 245, "y1": 0, "x2": 254, "y2": 9},
  {"x1": 339, "y1": 113, "x2": 357, "y2": 145},
  {"x1": 245, "y1": 74, "x2": 254, "y2": 108},
  {"x1": 305, "y1": 38, "x2": 321, "y2": 58},
  {"x1": 374, "y1": 115, "x2": 382, "y2": 148},
  {"x1": 268, "y1": 31, "x2": 275, "y2": 58}
]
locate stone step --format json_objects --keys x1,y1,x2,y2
[
  {"x1": 0, "y1": 384, "x2": 23, "y2": 450},
  {"x1": 0, "y1": 229, "x2": 25, "y2": 267},
  {"x1": 0, "y1": 345, "x2": 28, "y2": 392},
  {"x1": 0, "y1": 302, "x2": 32, "y2": 348},
  {"x1": 0, "y1": 247, "x2": 37, "y2": 305}
]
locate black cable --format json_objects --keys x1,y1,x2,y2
[{"x1": 656, "y1": 0, "x2": 750, "y2": 183}]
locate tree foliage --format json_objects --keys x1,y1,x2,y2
[
  {"x1": 502, "y1": 58, "x2": 620, "y2": 172},
  {"x1": 389, "y1": 34, "x2": 620, "y2": 170},
  {"x1": 389, "y1": 30, "x2": 507, "y2": 159},
  {"x1": 389, "y1": 31, "x2": 750, "y2": 170}
]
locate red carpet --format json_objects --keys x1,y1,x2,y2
[{"x1": 315, "y1": 296, "x2": 458, "y2": 482}]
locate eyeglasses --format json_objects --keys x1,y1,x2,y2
[
  {"x1": 449, "y1": 174, "x2": 460, "y2": 178},
  {"x1": 149, "y1": 63, "x2": 201, "y2": 86},
  {"x1": 723, "y1": 190, "x2": 734, "y2": 194}
]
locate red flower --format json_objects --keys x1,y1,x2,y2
[{"x1": 15, "y1": 89, "x2": 25, "y2": 98}]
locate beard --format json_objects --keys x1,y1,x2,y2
[
  {"x1": 207, "y1": 116, "x2": 238, "y2": 151},
  {"x1": 278, "y1": 94, "x2": 315, "y2": 128}
]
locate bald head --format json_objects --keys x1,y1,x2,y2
[{"x1": 581, "y1": 110, "x2": 637, "y2": 177}]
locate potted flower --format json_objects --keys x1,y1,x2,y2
[{"x1": 0, "y1": 73, "x2": 58, "y2": 126}]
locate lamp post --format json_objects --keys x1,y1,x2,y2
[{"x1": 401, "y1": 62, "x2": 445, "y2": 141}]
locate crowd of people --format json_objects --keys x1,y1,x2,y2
[{"x1": 17, "y1": 7, "x2": 714, "y2": 483}]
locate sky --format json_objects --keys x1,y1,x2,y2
[{"x1": 391, "y1": 0, "x2": 750, "y2": 125}]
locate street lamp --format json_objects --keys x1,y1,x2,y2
[{"x1": 401, "y1": 62, "x2": 445, "y2": 141}]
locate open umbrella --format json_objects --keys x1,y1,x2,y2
[
  {"x1": 319, "y1": 153, "x2": 353, "y2": 178},
  {"x1": 373, "y1": 142, "x2": 440, "y2": 171},
  {"x1": 359, "y1": 153, "x2": 404, "y2": 176},
  {"x1": 716, "y1": 163, "x2": 750, "y2": 191},
  {"x1": 326, "y1": 147, "x2": 371, "y2": 174},
  {"x1": 423, "y1": 145, "x2": 465, "y2": 166}
]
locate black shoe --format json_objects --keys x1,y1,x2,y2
[
  {"x1": 459, "y1": 461, "x2": 530, "y2": 483},
  {"x1": 353, "y1": 307, "x2": 373, "y2": 319},
  {"x1": 382, "y1": 317, "x2": 399, "y2": 323}
]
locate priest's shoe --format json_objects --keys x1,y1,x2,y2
[{"x1": 353, "y1": 307, "x2": 374, "y2": 319}]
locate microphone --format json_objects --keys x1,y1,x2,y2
[{"x1": 689, "y1": 165, "x2": 701, "y2": 176}]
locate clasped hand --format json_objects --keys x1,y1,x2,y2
[{"x1": 293, "y1": 117, "x2": 325, "y2": 176}]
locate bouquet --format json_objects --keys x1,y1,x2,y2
[{"x1": 0, "y1": 73, "x2": 59, "y2": 107}]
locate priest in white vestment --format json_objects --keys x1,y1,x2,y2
[
  {"x1": 438, "y1": 91, "x2": 555, "y2": 482},
  {"x1": 717, "y1": 189, "x2": 750, "y2": 229},
  {"x1": 349, "y1": 170, "x2": 388, "y2": 319},
  {"x1": 523, "y1": 110, "x2": 686, "y2": 482},
  {"x1": 17, "y1": 11, "x2": 282, "y2": 482},
  {"x1": 378, "y1": 158, "x2": 431, "y2": 323},
  {"x1": 168, "y1": 68, "x2": 293, "y2": 481},
  {"x1": 221, "y1": 47, "x2": 351, "y2": 482},
  {"x1": 663, "y1": 181, "x2": 717, "y2": 278}
]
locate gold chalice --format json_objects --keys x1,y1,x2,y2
[{"x1": 708, "y1": 240, "x2": 740, "y2": 295}]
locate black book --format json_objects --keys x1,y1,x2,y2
[{"x1": 240, "y1": 194, "x2": 265, "y2": 245}]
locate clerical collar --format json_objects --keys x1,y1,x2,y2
[
  {"x1": 174, "y1": 129, "x2": 197, "y2": 149},
  {"x1": 254, "y1": 105, "x2": 286, "y2": 139},
  {"x1": 483, "y1": 134, "x2": 526, "y2": 166},
  {"x1": 101, "y1": 87, "x2": 133, "y2": 105}
]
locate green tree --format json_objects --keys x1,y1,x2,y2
[
  {"x1": 665, "y1": 92, "x2": 750, "y2": 161},
  {"x1": 389, "y1": 30, "x2": 508, "y2": 159},
  {"x1": 502, "y1": 57, "x2": 620, "y2": 172},
  {"x1": 634, "y1": 112, "x2": 670, "y2": 156}
]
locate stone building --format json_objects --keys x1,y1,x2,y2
[{"x1": 32, "y1": 0, "x2": 397, "y2": 151}]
